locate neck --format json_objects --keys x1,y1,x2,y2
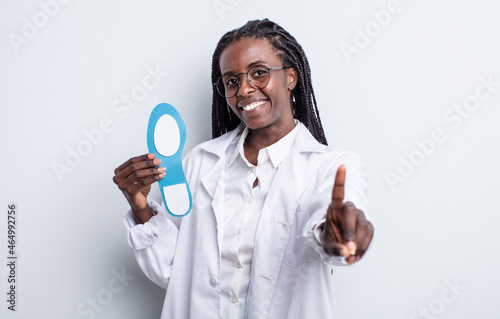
[{"x1": 243, "y1": 120, "x2": 295, "y2": 165}]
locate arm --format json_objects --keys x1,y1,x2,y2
[
  {"x1": 123, "y1": 199, "x2": 178, "y2": 289},
  {"x1": 113, "y1": 153, "x2": 178, "y2": 289},
  {"x1": 303, "y1": 152, "x2": 373, "y2": 266}
]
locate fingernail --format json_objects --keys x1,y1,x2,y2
[
  {"x1": 158, "y1": 173, "x2": 165, "y2": 178},
  {"x1": 340, "y1": 246, "x2": 349, "y2": 258},
  {"x1": 346, "y1": 241, "x2": 356, "y2": 256},
  {"x1": 154, "y1": 158, "x2": 161, "y2": 165},
  {"x1": 158, "y1": 167, "x2": 166, "y2": 172}
]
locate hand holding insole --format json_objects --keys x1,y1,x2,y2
[{"x1": 147, "y1": 103, "x2": 192, "y2": 217}]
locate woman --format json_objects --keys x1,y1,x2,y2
[{"x1": 113, "y1": 19, "x2": 374, "y2": 319}]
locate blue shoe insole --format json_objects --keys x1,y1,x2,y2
[{"x1": 147, "y1": 103, "x2": 192, "y2": 217}]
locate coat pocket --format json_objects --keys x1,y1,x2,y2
[{"x1": 283, "y1": 210, "x2": 321, "y2": 267}]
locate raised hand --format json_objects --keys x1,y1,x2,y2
[
  {"x1": 322, "y1": 165, "x2": 374, "y2": 264},
  {"x1": 112, "y1": 153, "x2": 165, "y2": 223}
]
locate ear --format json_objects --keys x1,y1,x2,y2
[{"x1": 288, "y1": 67, "x2": 298, "y2": 91}]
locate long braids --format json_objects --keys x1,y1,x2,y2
[{"x1": 211, "y1": 19, "x2": 328, "y2": 145}]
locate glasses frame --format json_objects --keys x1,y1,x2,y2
[{"x1": 215, "y1": 65, "x2": 291, "y2": 98}]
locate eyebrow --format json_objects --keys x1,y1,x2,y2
[{"x1": 221, "y1": 60, "x2": 268, "y2": 77}]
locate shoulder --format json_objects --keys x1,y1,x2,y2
[{"x1": 183, "y1": 124, "x2": 244, "y2": 164}]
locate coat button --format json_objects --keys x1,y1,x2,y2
[{"x1": 209, "y1": 277, "x2": 217, "y2": 287}]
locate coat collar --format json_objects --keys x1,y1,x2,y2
[
  {"x1": 199, "y1": 121, "x2": 327, "y2": 203},
  {"x1": 200, "y1": 121, "x2": 327, "y2": 161},
  {"x1": 199, "y1": 123, "x2": 246, "y2": 160},
  {"x1": 198, "y1": 124, "x2": 242, "y2": 202}
]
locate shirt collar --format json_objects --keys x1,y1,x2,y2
[{"x1": 228, "y1": 120, "x2": 300, "y2": 168}]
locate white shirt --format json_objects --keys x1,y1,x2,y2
[{"x1": 221, "y1": 123, "x2": 299, "y2": 319}]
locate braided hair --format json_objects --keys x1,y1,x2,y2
[{"x1": 211, "y1": 19, "x2": 328, "y2": 145}]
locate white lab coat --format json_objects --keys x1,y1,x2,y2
[{"x1": 124, "y1": 122, "x2": 369, "y2": 319}]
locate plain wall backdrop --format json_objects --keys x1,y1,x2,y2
[{"x1": 1, "y1": 0, "x2": 499, "y2": 318}]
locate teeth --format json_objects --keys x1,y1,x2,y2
[{"x1": 242, "y1": 100, "x2": 265, "y2": 111}]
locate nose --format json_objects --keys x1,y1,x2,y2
[{"x1": 237, "y1": 74, "x2": 255, "y2": 97}]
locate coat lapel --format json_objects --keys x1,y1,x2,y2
[
  {"x1": 200, "y1": 158, "x2": 226, "y2": 253},
  {"x1": 200, "y1": 124, "x2": 244, "y2": 255},
  {"x1": 245, "y1": 124, "x2": 326, "y2": 317}
]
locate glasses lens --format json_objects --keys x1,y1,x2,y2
[
  {"x1": 216, "y1": 78, "x2": 227, "y2": 98},
  {"x1": 248, "y1": 66, "x2": 270, "y2": 89},
  {"x1": 217, "y1": 75, "x2": 239, "y2": 98}
]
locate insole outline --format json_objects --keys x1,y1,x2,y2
[{"x1": 147, "y1": 103, "x2": 192, "y2": 217}]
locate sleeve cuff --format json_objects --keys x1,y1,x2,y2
[
  {"x1": 123, "y1": 199, "x2": 171, "y2": 250},
  {"x1": 304, "y1": 215, "x2": 347, "y2": 266}
]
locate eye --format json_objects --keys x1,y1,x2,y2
[
  {"x1": 225, "y1": 77, "x2": 238, "y2": 88},
  {"x1": 251, "y1": 68, "x2": 269, "y2": 79}
]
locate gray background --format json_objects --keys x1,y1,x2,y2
[{"x1": 1, "y1": 0, "x2": 499, "y2": 318}]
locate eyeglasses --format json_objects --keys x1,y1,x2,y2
[{"x1": 215, "y1": 65, "x2": 290, "y2": 98}]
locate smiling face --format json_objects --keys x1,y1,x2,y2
[{"x1": 219, "y1": 37, "x2": 297, "y2": 140}]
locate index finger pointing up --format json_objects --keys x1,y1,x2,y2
[{"x1": 331, "y1": 164, "x2": 346, "y2": 210}]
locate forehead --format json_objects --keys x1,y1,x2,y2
[{"x1": 219, "y1": 38, "x2": 281, "y2": 73}]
